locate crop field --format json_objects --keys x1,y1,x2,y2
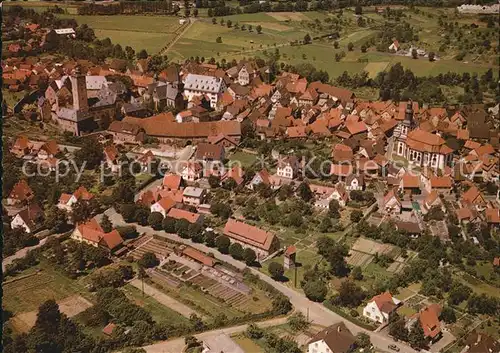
[
  {"x1": 351, "y1": 237, "x2": 398, "y2": 257},
  {"x1": 346, "y1": 250, "x2": 374, "y2": 268},
  {"x1": 57, "y1": 14, "x2": 184, "y2": 54}
]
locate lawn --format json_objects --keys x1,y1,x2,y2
[
  {"x1": 122, "y1": 284, "x2": 189, "y2": 325},
  {"x1": 57, "y1": 14, "x2": 183, "y2": 53},
  {"x1": 3, "y1": 261, "x2": 92, "y2": 315},
  {"x1": 231, "y1": 333, "x2": 265, "y2": 352},
  {"x1": 228, "y1": 151, "x2": 259, "y2": 168},
  {"x1": 455, "y1": 272, "x2": 500, "y2": 299}
]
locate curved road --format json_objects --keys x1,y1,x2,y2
[{"x1": 105, "y1": 208, "x2": 418, "y2": 353}]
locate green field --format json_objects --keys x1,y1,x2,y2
[{"x1": 58, "y1": 14, "x2": 184, "y2": 54}]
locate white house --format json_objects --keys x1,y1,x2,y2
[
  {"x1": 180, "y1": 161, "x2": 203, "y2": 182},
  {"x1": 57, "y1": 186, "x2": 93, "y2": 214},
  {"x1": 276, "y1": 156, "x2": 299, "y2": 179},
  {"x1": 383, "y1": 189, "x2": 401, "y2": 214},
  {"x1": 183, "y1": 74, "x2": 226, "y2": 108},
  {"x1": 330, "y1": 183, "x2": 349, "y2": 207},
  {"x1": 150, "y1": 197, "x2": 176, "y2": 217},
  {"x1": 363, "y1": 291, "x2": 401, "y2": 324},
  {"x1": 306, "y1": 322, "x2": 356, "y2": 353},
  {"x1": 345, "y1": 174, "x2": 364, "y2": 191},
  {"x1": 388, "y1": 40, "x2": 400, "y2": 51},
  {"x1": 10, "y1": 204, "x2": 44, "y2": 234},
  {"x1": 183, "y1": 187, "x2": 206, "y2": 206},
  {"x1": 247, "y1": 169, "x2": 271, "y2": 190}
]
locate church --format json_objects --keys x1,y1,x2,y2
[{"x1": 392, "y1": 102, "x2": 453, "y2": 171}]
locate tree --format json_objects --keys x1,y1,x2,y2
[
  {"x1": 287, "y1": 312, "x2": 309, "y2": 332},
  {"x1": 333, "y1": 41, "x2": 339, "y2": 49},
  {"x1": 211, "y1": 203, "x2": 231, "y2": 219},
  {"x1": 303, "y1": 279, "x2": 327, "y2": 302},
  {"x1": 215, "y1": 235, "x2": 230, "y2": 253},
  {"x1": 356, "y1": 332, "x2": 371, "y2": 348},
  {"x1": 448, "y1": 282, "x2": 472, "y2": 305},
  {"x1": 193, "y1": 8, "x2": 198, "y2": 17},
  {"x1": 361, "y1": 44, "x2": 367, "y2": 53},
  {"x1": 204, "y1": 230, "x2": 216, "y2": 247},
  {"x1": 148, "y1": 212, "x2": 164, "y2": 230},
  {"x1": 137, "y1": 49, "x2": 148, "y2": 59},
  {"x1": 440, "y1": 306, "x2": 456, "y2": 323},
  {"x1": 74, "y1": 139, "x2": 103, "y2": 170},
  {"x1": 256, "y1": 25, "x2": 262, "y2": 34},
  {"x1": 134, "y1": 207, "x2": 150, "y2": 226},
  {"x1": 411, "y1": 48, "x2": 418, "y2": 59},
  {"x1": 188, "y1": 223, "x2": 203, "y2": 242},
  {"x1": 335, "y1": 280, "x2": 365, "y2": 307},
  {"x1": 243, "y1": 248, "x2": 257, "y2": 265},
  {"x1": 229, "y1": 243, "x2": 244, "y2": 260},
  {"x1": 44, "y1": 206, "x2": 69, "y2": 233},
  {"x1": 297, "y1": 182, "x2": 313, "y2": 202},
  {"x1": 162, "y1": 216, "x2": 176, "y2": 233},
  {"x1": 355, "y1": 4, "x2": 362, "y2": 15},
  {"x1": 269, "y1": 262, "x2": 284, "y2": 280},
  {"x1": 100, "y1": 214, "x2": 113, "y2": 233},
  {"x1": 428, "y1": 51, "x2": 435, "y2": 62},
  {"x1": 319, "y1": 216, "x2": 332, "y2": 233},
  {"x1": 303, "y1": 33, "x2": 312, "y2": 44},
  {"x1": 389, "y1": 317, "x2": 408, "y2": 341},
  {"x1": 72, "y1": 199, "x2": 100, "y2": 223},
  {"x1": 120, "y1": 203, "x2": 137, "y2": 223},
  {"x1": 208, "y1": 175, "x2": 220, "y2": 188},
  {"x1": 317, "y1": 236, "x2": 349, "y2": 277},
  {"x1": 246, "y1": 323, "x2": 264, "y2": 339},
  {"x1": 351, "y1": 266, "x2": 363, "y2": 280},
  {"x1": 328, "y1": 199, "x2": 341, "y2": 218},
  {"x1": 408, "y1": 320, "x2": 427, "y2": 349},
  {"x1": 227, "y1": 19, "x2": 232, "y2": 28},
  {"x1": 272, "y1": 295, "x2": 292, "y2": 314},
  {"x1": 347, "y1": 42, "x2": 354, "y2": 51},
  {"x1": 34, "y1": 300, "x2": 61, "y2": 333},
  {"x1": 175, "y1": 219, "x2": 190, "y2": 238},
  {"x1": 139, "y1": 252, "x2": 159, "y2": 268},
  {"x1": 350, "y1": 209, "x2": 363, "y2": 223}
]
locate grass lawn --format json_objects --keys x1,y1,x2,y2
[
  {"x1": 3, "y1": 261, "x2": 93, "y2": 314},
  {"x1": 397, "y1": 305, "x2": 417, "y2": 318},
  {"x1": 231, "y1": 333, "x2": 265, "y2": 352},
  {"x1": 122, "y1": 284, "x2": 189, "y2": 325},
  {"x1": 228, "y1": 151, "x2": 259, "y2": 168},
  {"x1": 455, "y1": 272, "x2": 500, "y2": 299},
  {"x1": 57, "y1": 14, "x2": 183, "y2": 53}
]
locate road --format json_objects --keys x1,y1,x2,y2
[
  {"x1": 2, "y1": 231, "x2": 66, "y2": 272},
  {"x1": 129, "y1": 278, "x2": 203, "y2": 319},
  {"x1": 105, "y1": 208, "x2": 418, "y2": 353},
  {"x1": 142, "y1": 317, "x2": 288, "y2": 353},
  {"x1": 160, "y1": 19, "x2": 196, "y2": 56}
]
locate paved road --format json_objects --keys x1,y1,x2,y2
[
  {"x1": 2, "y1": 231, "x2": 66, "y2": 272},
  {"x1": 129, "y1": 278, "x2": 203, "y2": 319},
  {"x1": 142, "y1": 317, "x2": 288, "y2": 353},
  {"x1": 106, "y1": 209, "x2": 418, "y2": 353}
]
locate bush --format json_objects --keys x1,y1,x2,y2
[
  {"x1": 139, "y1": 252, "x2": 159, "y2": 268},
  {"x1": 147, "y1": 212, "x2": 164, "y2": 230},
  {"x1": 229, "y1": 243, "x2": 244, "y2": 260},
  {"x1": 116, "y1": 225, "x2": 138, "y2": 239},
  {"x1": 215, "y1": 235, "x2": 230, "y2": 253},
  {"x1": 303, "y1": 280, "x2": 327, "y2": 302},
  {"x1": 268, "y1": 262, "x2": 284, "y2": 280}
]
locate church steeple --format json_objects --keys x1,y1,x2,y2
[{"x1": 404, "y1": 100, "x2": 414, "y2": 125}]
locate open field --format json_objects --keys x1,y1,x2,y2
[
  {"x1": 228, "y1": 151, "x2": 259, "y2": 168},
  {"x1": 231, "y1": 334, "x2": 265, "y2": 352},
  {"x1": 10, "y1": 295, "x2": 93, "y2": 334},
  {"x1": 57, "y1": 14, "x2": 184, "y2": 54},
  {"x1": 3, "y1": 263, "x2": 92, "y2": 315}
]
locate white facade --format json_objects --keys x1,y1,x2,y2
[
  {"x1": 11, "y1": 214, "x2": 34, "y2": 233},
  {"x1": 394, "y1": 140, "x2": 451, "y2": 171},
  {"x1": 238, "y1": 67, "x2": 250, "y2": 86},
  {"x1": 57, "y1": 195, "x2": 78, "y2": 213},
  {"x1": 307, "y1": 339, "x2": 333, "y2": 353},
  {"x1": 277, "y1": 164, "x2": 295, "y2": 179},
  {"x1": 150, "y1": 202, "x2": 168, "y2": 217},
  {"x1": 363, "y1": 301, "x2": 388, "y2": 324},
  {"x1": 183, "y1": 74, "x2": 226, "y2": 108}
]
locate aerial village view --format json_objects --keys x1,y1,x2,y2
[{"x1": 1, "y1": 0, "x2": 499, "y2": 352}]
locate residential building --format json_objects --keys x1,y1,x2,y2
[
  {"x1": 363, "y1": 291, "x2": 401, "y2": 324},
  {"x1": 180, "y1": 161, "x2": 203, "y2": 182},
  {"x1": 107, "y1": 120, "x2": 145, "y2": 144},
  {"x1": 306, "y1": 322, "x2": 356, "y2": 353},
  {"x1": 71, "y1": 218, "x2": 123, "y2": 252},
  {"x1": 464, "y1": 331, "x2": 500, "y2": 353},
  {"x1": 57, "y1": 186, "x2": 93, "y2": 213},
  {"x1": 277, "y1": 156, "x2": 300, "y2": 179},
  {"x1": 248, "y1": 169, "x2": 271, "y2": 190},
  {"x1": 10, "y1": 203, "x2": 44, "y2": 233},
  {"x1": 167, "y1": 208, "x2": 204, "y2": 224},
  {"x1": 7, "y1": 180, "x2": 34, "y2": 206},
  {"x1": 202, "y1": 333, "x2": 244, "y2": 353},
  {"x1": 223, "y1": 218, "x2": 280, "y2": 260},
  {"x1": 345, "y1": 174, "x2": 364, "y2": 191},
  {"x1": 182, "y1": 187, "x2": 206, "y2": 206},
  {"x1": 195, "y1": 143, "x2": 225, "y2": 161},
  {"x1": 150, "y1": 197, "x2": 176, "y2": 217},
  {"x1": 406, "y1": 304, "x2": 443, "y2": 343},
  {"x1": 383, "y1": 188, "x2": 402, "y2": 214}
]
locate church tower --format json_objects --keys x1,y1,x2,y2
[{"x1": 70, "y1": 67, "x2": 88, "y2": 112}]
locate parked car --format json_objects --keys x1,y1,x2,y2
[{"x1": 388, "y1": 344, "x2": 400, "y2": 352}]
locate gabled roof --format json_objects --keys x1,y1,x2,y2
[
  {"x1": 182, "y1": 247, "x2": 215, "y2": 267},
  {"x1": 9, "y1": 180, "x2": 34, "y2": 202},
  {"x1": 223, "y1": 218, "x2": 276, "y2": 251},
  {"x1": 430, "y1": 176, "x2": 453, "y2": 189},
  {"x1": 162, "y1": 174, "x2": 182, "y2": 190},
  {"x1": 418, "y1": 304, "x2": 442, "y2": 339},
  {"x1": 307, "y1": 322, "x2": 356, "y2": 353},
  {"x1": 369, "y1": 291, "x2": 398, "y2": 313},
  {"x1": 167, "y1": 208, "x2": 201, "y2": 223}
]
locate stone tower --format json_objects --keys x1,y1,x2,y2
[{"x1": 70, "y1": 67, "x2": 88, "y2": 112}]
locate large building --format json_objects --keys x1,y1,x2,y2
[
  {"x1": 392, "y1": 103, "x2": 453, "y2": 170},
  {"x1": 183, "y1": 74, "x2": 226, "y2": 108},
  {"x1": 223, "y1": 219, "x2": 280, "y2": 260}
]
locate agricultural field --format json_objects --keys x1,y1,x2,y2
[
  {"x1": 57, "y1": 14, "x2": 184, "y2": 54},
  {"x1": 3, "y1": 261, "x2": 95, "y2": 333}
]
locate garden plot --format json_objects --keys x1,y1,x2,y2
[
  {"x1": 130, "y1": 237, "x2": 174, "y2": 260},
  {"x1": 387, "y1": 261, "x2": 407, "y2": 274},
  {"x1": 351, "y1": 237, "x2": 398, "y2": 257},
  {"x1": 346, "y1": 250, "x2": 374, "y2": 268}
]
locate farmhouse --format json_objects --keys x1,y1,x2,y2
[{"x1": 223, "y1": 219, "x2": 280, "y2": 260}]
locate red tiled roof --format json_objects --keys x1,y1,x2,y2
[
  {"x1": 370, "y1": 291, "x2": 397, "y2": 314},
  {"x1": 162, "y1": 174, "x2": 182, "y2": 190},
  {"x1": 419, "y1": 304, "x2": 442, "y2": 339},
  {"x1": 156, "y1": 197, "x2": 176, "y2": 211},
  {"x1": 167, "y1": 208, "x2": 201, "y2": 223},
  {"x1": 182, "y1": 247, "x2": 215, "y2": 267},
  {"x1": 223, "y1": 218, "x2": 276, "y2": 251},
  {"x1": 430, "y1": 176, "x2": 453, "y2": 189},
  {"x1": 401, "y1": 173, "x2": 420, "y2": 189},
  {"x1": 9, "y1": 180, "x2": 34, "y2": 202}
]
